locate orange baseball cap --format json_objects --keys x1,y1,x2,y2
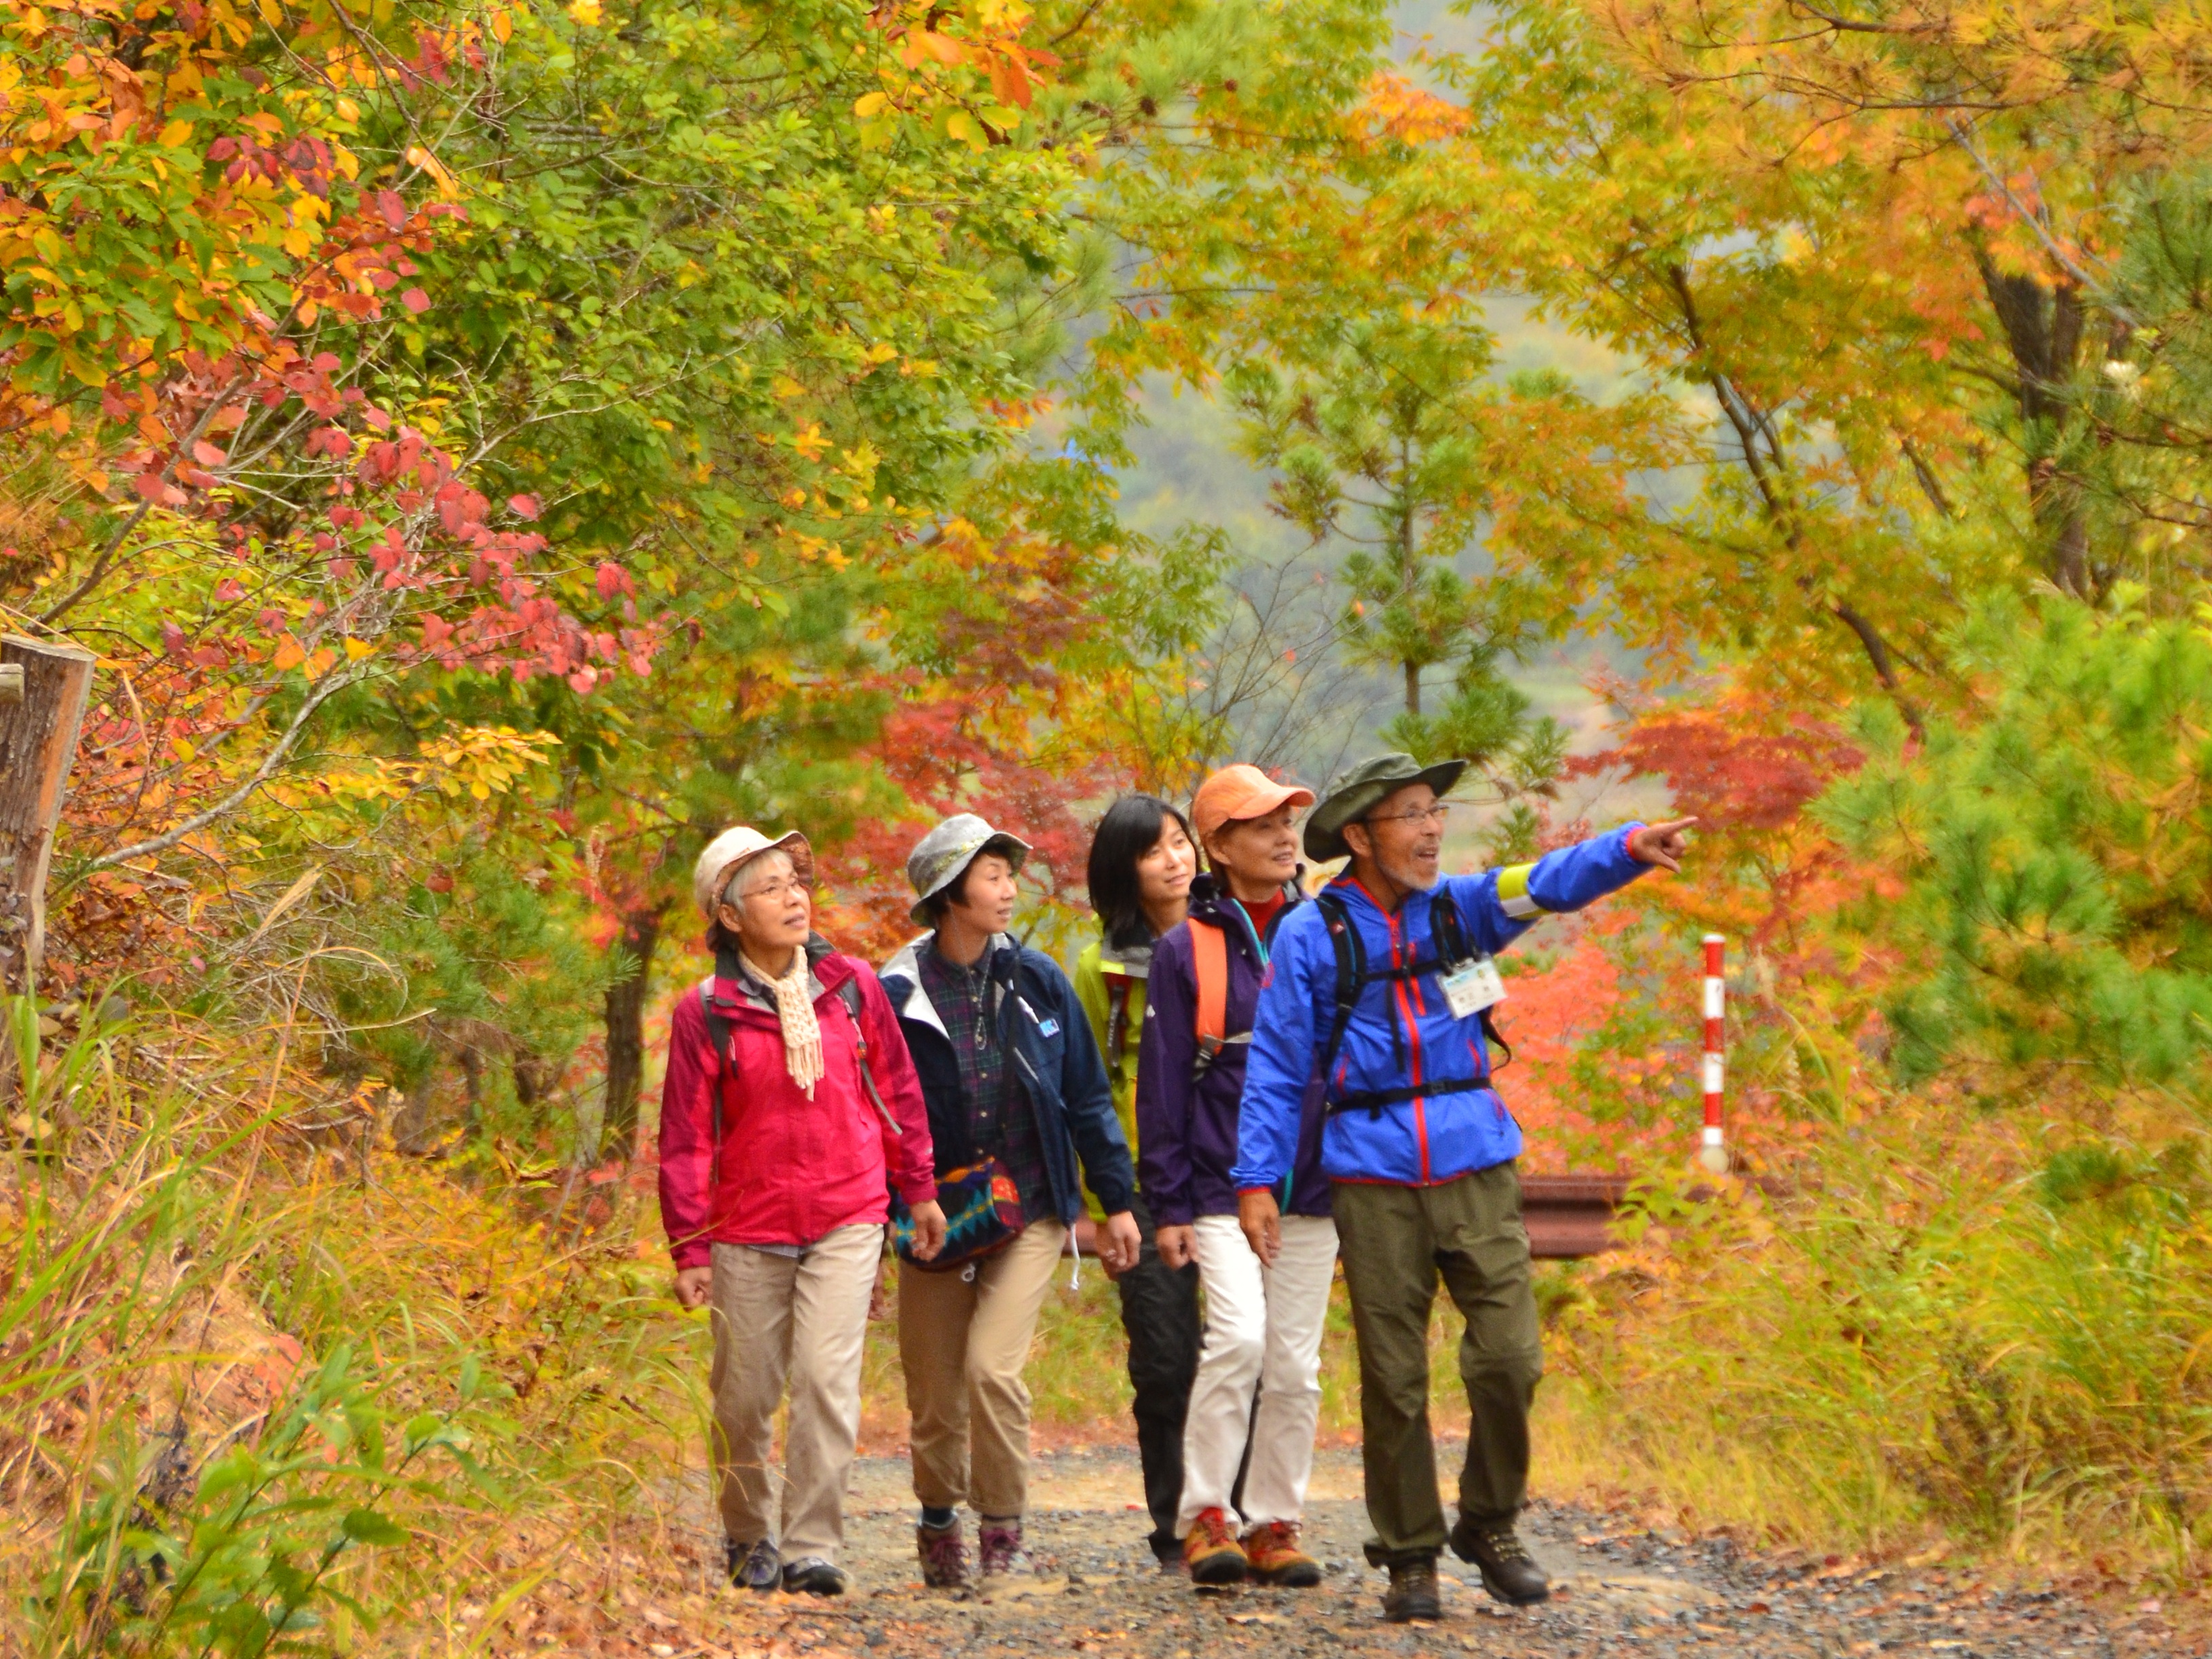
[{"x1": 1191, "y1": 763, "x2": 1316, "y2": 844}]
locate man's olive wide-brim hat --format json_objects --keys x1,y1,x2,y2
[{"x1": 1302, "y1": 752, "x2": 1469, "y2": 863}]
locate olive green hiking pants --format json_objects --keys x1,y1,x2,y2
[{"x1": 1331, "y1": 1164, "x2": 1542, "y2": 1565}]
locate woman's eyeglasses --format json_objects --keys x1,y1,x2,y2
[{"x1": 737, "y1": 877, "x2": 809, "y2": 905}]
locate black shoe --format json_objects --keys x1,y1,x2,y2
[
  {"x1": 1449, "y1": 1515, "x2": 1551, "y2": 1605},
  {"x1": 1382, "y1": 1556, "x2": 1441, "y2": 1622},
  {"x1": 781, "y1": 1556, "x2": 849, "y2": 1596},
  {"x1": 725, "y1": 1538, "x2": 780, "y2": 1592}
]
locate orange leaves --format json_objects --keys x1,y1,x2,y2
[
  {"x1": 1359, "y1": 71, "x2": 1469, "y2": 147},
  {"x1": 856, "y1": 0, "x2": 1056, "y2": 147}
]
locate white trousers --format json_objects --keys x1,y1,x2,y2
[{"x1": 1176, "y1": 1212, "x2": 1339, "y2": 1533}]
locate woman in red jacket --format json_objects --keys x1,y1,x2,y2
[{"x1": 659, "y1": 826, "x2": 947, "y2": 1597}]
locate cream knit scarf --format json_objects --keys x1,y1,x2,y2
[{"x1": 742, "y1": 948, "x2": 825, "y2": 1098}]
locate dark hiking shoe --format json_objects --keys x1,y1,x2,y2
[
  {"x1": 1181, "y1": 1507, "x2": 1247, "y2": 1586},
  {"x1": 1382, "y1": 1556, "x2": 1442, "y2": 1623},
  {"x1": 1450, "y1": 1516, "x2": 1551, "y2": 1605},
  {"x1": 1242, "y1": 1520, "x2": 1322, "y2": 1587},
  {"x1": 781, "y1": 1556, "x2": 848, "y2": 1597},
  {"x1": 725, "y1": 1538, "x2": 780, "y2": 1593},
  {"x1": 917, "y1": 1518, "x2": 969, "y2": 1590}
]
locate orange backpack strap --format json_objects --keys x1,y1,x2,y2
[{"x1": 1190, "y1": 919, "x2": 1247, "y2": 1079}]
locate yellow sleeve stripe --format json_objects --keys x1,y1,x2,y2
[{"x1": 1496, "y1": 862, "x2": 1544, "y2": 919}]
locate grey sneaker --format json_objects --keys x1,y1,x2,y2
[
  {"x1": 725, "y1": 1538, "x2": 779, "y2": 1592},
  {"x1": 977, "y1": 1519, "x2": 1035, "y2": 1578},
  {"x1": 917, "y1": 1518, "x2": 969, "y2": 1589},
  {"x1": 781, "y1": 1556, "x2": 848, "y2": 1597}
]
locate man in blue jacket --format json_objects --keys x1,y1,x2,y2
[{"x1": 1232, "y1": 754, "x2": 1694, "y2": 1622}]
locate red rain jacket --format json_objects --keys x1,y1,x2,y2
[{"x1": 657, "y1": 946, "x2": 937, "y2": 1270}]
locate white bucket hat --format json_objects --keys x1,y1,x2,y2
[{"x1": 693, "y1": 825, "x2": 813, "y2": 919}]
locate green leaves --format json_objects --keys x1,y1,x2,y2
[{"x1": 1820, "y1": 596, "x2": 2212, "y2": 1099}]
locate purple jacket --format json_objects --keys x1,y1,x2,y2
[{"x1": 1135, "y1": 875, "x2": 1330, "y2": 1224}]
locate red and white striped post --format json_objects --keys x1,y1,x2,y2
[{"x1": 1699, "y1": 934, "x2": 1728, "y2": 1173}]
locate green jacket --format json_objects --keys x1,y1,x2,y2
[{"x1": 1073, "y1": 937, "x2": 1152, "y2": 1220}]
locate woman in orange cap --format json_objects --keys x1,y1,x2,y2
[{"x1": 1134, "y1": 765, "x2": 1334, "y2": 1589}]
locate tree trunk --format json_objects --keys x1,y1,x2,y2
[
  {"x1": 1976, "y1": 257, "x2": 2093, "y2": 596},
  {"x1": 1403, "y1": 659, "x2": 1421, "y2": 718},
  {"x1": 0, "y1": 636, "x2": 94, "y2": 998},
  {"x1": 598, "y1": 898, "x2": 667, "y2": 1161}
]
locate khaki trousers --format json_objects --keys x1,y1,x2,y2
[
  {"x1": 707, "y1": 1224, "x2": 883, "y2": 1563},
  {"x1": 898, "y1": 1219, "x2": 1068, "y2": 1519}
]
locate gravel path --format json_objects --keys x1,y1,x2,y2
[{"x1": 621, "y1": 1446, "x2": 2179, "y2": 1659}]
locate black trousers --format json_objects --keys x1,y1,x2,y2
[{"x1": 1116, "y1": 1192, "x2": 1201, "y2": 1558}]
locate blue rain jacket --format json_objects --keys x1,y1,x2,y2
[{"x1": 1230, "y1": 826, "x2": 1648, "y2": 1190}]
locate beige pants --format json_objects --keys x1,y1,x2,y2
[
  {"x1": 707, "y1": 1224, "x2": 882, "y2": 1562},
  {"x1": 898, "y1": 1219, "x2": 1068, "y2": 1519}
]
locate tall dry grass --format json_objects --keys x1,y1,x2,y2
[
  {"x1": 1531, "y1": 1095, "x2": 2212, "y2": 1584},
  {"x1": 0, "y1": 1001, "x2": 714, "y2": 1656}
]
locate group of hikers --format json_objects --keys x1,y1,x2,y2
[{"x1": 657, "y1": 750, "x2": 1694, "y2": 1622}]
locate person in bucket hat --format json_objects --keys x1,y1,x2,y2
[
  {"x1": 1231, "y1": 754, "x2": 1696, "y2": 1622},
  {"x1": 659, "y1": 824, "x2": 946, "y2": 1597},
  {"x1": 879, "y1": 812, "x2": 1143, "y2": 1591}
]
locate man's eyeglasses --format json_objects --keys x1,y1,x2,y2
[{"x1": 1363, "y1": 804, "x2": 1454, "y2": 830}]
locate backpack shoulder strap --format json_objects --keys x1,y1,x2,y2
[
  {"x1": 697, "y1": 977, "x2": 729, "y2": 1188},
  {"x1": 1189, "y1": 918, "x2": 1241, "y2": 1079},
  {"x1": 1429, "y1": 888, "x2": 1472, "y2": 968},
  {"x1": 1313, "y1": 890, "x2": 1365, "y2": 1080},
  {"x1": 832, "y1": 967, "x2": 901, "y2": 1136}
]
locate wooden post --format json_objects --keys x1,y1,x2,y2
[{"x1": 0, "y1": 634, "x2": 95, "y2": 998}]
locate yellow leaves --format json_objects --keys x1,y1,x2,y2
[
  {"x1": 854, "y1": 90, "x2": 891, "y2": 120},
  {"x1": 566, "y1": 0, "x2": 600, "y2": 25},
  {"x1": 790, "y1": 422, "x2": 830, "y2": 460},
  {"x1": 489, "y1": 6, "x2": 512, "y2": 42},
  {"x1": 324, "y1": 727, "x2": 561, "y2": 814},
  {"x1": 770, "y1": 373, "x2": 805, "y2": 401},
  {"x1": 405, "y1": 143, "x2": 460, "y2": 200},
  {"x1": 157, "y1": 118, "x2": 194, "y2": 148},
  {"x1": 343, "y1": 635, "x2": 375, "y2": 662}
]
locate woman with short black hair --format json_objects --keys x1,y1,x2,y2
[{"x1": 1073, "y1": 792, "x2": 1202, "y2": 1571}]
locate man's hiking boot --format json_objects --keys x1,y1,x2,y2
[
  {"x1": 1242, "y1": 1520, "x2": 1321, "y2": 1587},
  {"x1": 977, "y1": 1519, "x2": 1035, "y2": 1580},
  {"x1": 780, "y1": 1556, "x2": 847, "y2": 1597},
  {"x1": 1382, "y1": 1556, "x2": 1442, "y2": 1623},
  {"x1": 1181, "y1": 1508, "x2": 1247, "y2": 1586},
  {"x1": 916, "y1": 1518, "x2": 969, "y2": 1590},
  {"x1": 724, "y1": 1538, "x2": 779, "y2": 1593},
  {"x1": 1450, "y1": 1515, "x2": 1551, "y2": 1606}
]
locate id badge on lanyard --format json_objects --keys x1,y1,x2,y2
[{"x1": 1439, "y1": 955, "x2": 1507, "y2": 1019}]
